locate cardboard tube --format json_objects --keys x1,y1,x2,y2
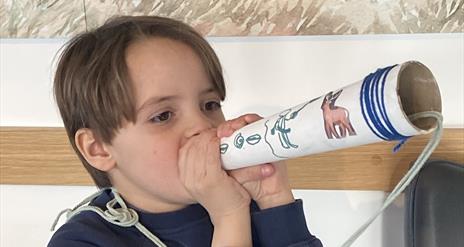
[{"x1": 220, "y1": 61, "x2": 441, "y2": 170}]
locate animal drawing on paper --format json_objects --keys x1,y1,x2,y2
[{"x1": 321, "y1": 89, "x2": 357, "y2": 139}]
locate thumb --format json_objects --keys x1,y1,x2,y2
[{"x1": 228, "y1": 163, "x2": 275, "y2": 184}]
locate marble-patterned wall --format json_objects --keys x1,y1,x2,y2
[{"x1": 1, "y1": 0, "x2": 463, "y2": 38}]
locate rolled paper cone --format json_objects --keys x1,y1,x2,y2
[{"x1": 220, "y1": 61, "x2": 442, "y2": 170}]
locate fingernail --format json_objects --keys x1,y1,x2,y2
[{"x1": 261, "y1": 164, "x2": 274, "y2": 176}]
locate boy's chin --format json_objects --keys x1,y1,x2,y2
[{"x1": 184, "y1": 197, "x2": 197, "y2": 205}]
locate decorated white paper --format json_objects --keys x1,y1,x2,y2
[{"x1": 220, "y1": 62, "x2": 432, "y2": 170}]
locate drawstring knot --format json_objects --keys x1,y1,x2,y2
[
  {"x1": 102, "y1": 198, "x2": 139, "y2": 227},
  {"x1": 51, "y1": 187, "x2": 166, "y2": 247}
]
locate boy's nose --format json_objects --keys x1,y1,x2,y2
[{"x1": 184, "y1": 112, "x2": 215, "y2": 138}]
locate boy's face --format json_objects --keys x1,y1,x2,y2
[{"x1": 106, "y1": 38, "x2": 226, "y2": 213}]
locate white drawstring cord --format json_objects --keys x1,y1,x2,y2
[
  {"x1": 51, "y1": 187, "x2": 167, "y2": 247},
  {"x1": 341, "y1": 111, "x2": 443, "y2": 246}
]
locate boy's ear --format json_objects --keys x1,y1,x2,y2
[{"x1": 75, "y1": 128, "x2": 116, "y2": 172}]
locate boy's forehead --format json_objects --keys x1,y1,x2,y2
[
  {"x1": 125, "y1": 38, "x2": 213, "y2": 102},
  {"x1": 127, "y1": 39, "x2": 203, "y2": 77},
  {"x1": 126, "y1": 37, "x2": 195, "y2": 65}
]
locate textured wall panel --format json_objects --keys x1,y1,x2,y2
[
  {"x1": 1, "y1": 0, "x2": 86, "y2": 38},
  {"x1": 1, "y1": 0, "x2": 463, "y2": 38}
]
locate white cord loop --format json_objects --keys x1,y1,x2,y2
[
  {"x1": 342, "y1": 111, "x2": 443, "y2": 246},
  {"x1": 51, "y1": 187, "x2": 167, "y2": 247}
]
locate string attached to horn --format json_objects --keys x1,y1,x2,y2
[{"x1": 342, "y1": 110, "x2": 442, "y2": 246}]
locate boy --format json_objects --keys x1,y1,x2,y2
[{"x1": 48, "y1": 16, "x2": 323, "y2": 247}]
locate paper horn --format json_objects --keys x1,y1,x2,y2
[{"x1": 220, "y1": 61, "x2": 442, "y2": 170}]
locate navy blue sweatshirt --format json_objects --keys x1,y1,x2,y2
[{"x1": 48, "y1": 189, "x2": 323, "y2": 246}]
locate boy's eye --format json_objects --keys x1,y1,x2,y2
[
  {"x1": 150, "y1": 111, "x2": 173, "y2": 123},
  {"x1": 204, "y1": 101, "x2": 222, "y2": 111}
]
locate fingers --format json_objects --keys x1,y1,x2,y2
[
  {"x1": 228, "y1": 163, "x2": 275, "y2": 184},
  {"x1": 217, "y1": 113, "x2": 263, "y2": 138},
  {"x1": 179, "y1": 129, "x2": 218, "y2": 190},
  {"x1": 243, "y1": 113, "x2": 262, "y2": 124},
  {"x1": 205, "y1": 133, "x2": 222, "y2": 174},
  {"x1": 178, "y1": 129, "x2": 252, "y2": 217}
]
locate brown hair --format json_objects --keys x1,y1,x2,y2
[{"x1": 54, "y1": 16, "x2": 226, "y2": 188}]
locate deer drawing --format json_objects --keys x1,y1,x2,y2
[{"x1": 321, "y1": 90, "x2": 357, "y2": 139}]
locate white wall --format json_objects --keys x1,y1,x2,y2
[{"x1": 1, "y1": 33, "x2": 463, "y2": 247}]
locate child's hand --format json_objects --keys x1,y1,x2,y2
[
  {"x1": 217, "y1": 114, "x2": 295, "y2": 209},
  {"x1": 178, "y1": 129, "x2": 250, "y2": 221},
  {"x1": 179, "y1": 128, "x2": 253, "y2": 245}
]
